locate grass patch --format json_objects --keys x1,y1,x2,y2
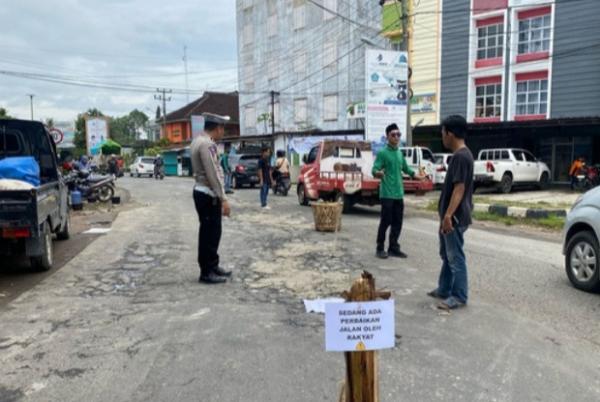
[
  {"x1": 473, "y1": 196, "x2": 571, "y2": 210},
  {"x1": 422, "y1": 200, "x2": 564, "y2": 230},
  {"x1": 425, "y1": 200, "x2": 438, "y2": 212},
  {"x1": 472, "y1": 211, "x2": 565, "y2": 231}
]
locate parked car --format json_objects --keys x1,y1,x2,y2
[
  {"x1": 563, "y1": 186, "x2": 600, "y2": 292},
  {"x1": 0, "y1": 119, "x2": 70, "y2": 271},
  {"x1": 129, "y1": 157, "x2": 155, "y2": 177},
  {"x1": 297, "y1": 140, "x2": 433, "y2": 213},
  {"x1": 400, "y1": 146, "x2": 437, "y2": 179},
  {"x1": 229, "y1": 154, "x2": 260, "y2": 189},
  {"x1": 433, "y1": 153, "x2": 453, "y2": 186},
  {"x1": 473, "y1": 148, "x2": 551, "y2": 193}
]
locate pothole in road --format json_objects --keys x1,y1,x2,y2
[{"x1": 228, "y1": 208, "x2": 366, "y2": 320}]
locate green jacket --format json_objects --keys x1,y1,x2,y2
[{"x1": 372, "y1": 145, "x2": 415, "y2": 199}]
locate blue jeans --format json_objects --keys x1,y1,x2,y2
[
  {"x1": 260, "y1": 183, "x2": 270, "y2": 207},
  {"x1": 224, "y1": 173, "x2": 232, "y2": 192},
  {"x1": 437, "y1": 226, "x2": 469, "y2": 304}
]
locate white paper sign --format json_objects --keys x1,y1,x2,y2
[{"x1": 325, "y1": 299, "x2": 395, "y2": 352}]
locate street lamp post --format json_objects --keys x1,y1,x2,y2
[{"x1": 27, "y1": 94, "x2": 35, "y2": 120}]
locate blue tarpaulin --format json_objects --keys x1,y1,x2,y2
[{"x1": 0, "y1": 157, "x2": 41, "y2": 186}]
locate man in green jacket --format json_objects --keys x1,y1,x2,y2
[{"x1": 372, "y1": 123, "x2": 425, "y2": 259}]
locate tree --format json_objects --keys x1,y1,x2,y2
[
  {"x1": 0, "y1": 107, "x2": 12, "y2": 119},
  {"x1": 257, "y1": 112, "x2": 272, "y2": 133},
  {"x1": 45, "y1": 118, "x2": 55, "y2": 128},
  {"x1": 110, "y1": 109, "x2": 149, "y2": 146},
  {"x1": 74, "y1": 108, "x2": 104, "y2": 156}
]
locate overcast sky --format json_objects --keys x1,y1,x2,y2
[{"x1": 0, "y1": 0, "x2": 238, "y2": 123}]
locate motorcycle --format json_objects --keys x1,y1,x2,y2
[
  {"x1": 574, "y1": 165, "x2": 600, "y2": 191},
  {"x1": 65, "y1": 170, "x2": 116, "y2": 203},
  {"x1": 154, "y1": 164, "x2": 165, "y2": 180},
  {"x1": 273, "y1": 173, "x2": 291, "y2": 196}
]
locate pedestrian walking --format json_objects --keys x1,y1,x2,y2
[
  {"x1": 221, "y1": 145, "x2": 234, "y2": 194},
  {"x1": 427, "y1": 115, "x2": 474, "y2": 310},
  {"x1": 372, "y1": 123, "x2": 425, "y2": 259},
  {"x1": 258, "y1": 147, "x2": 273, "y2": 209},
  {"x1": 190, "y1": 113, "x2": 232, "y2": 284}
]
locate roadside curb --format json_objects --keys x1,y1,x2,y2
[{"x1": 474, "y1": 203, "x2": 568, "y2": 219}]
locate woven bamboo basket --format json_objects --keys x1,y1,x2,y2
[{"x1": 311, "y1": 201, "x2": 342, "y2": 232}]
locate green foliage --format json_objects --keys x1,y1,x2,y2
[
  {"x1": 155, "y1": 137, "x2": 171, "y2": 148},
  {"x1": 0, "y1": 107, "x2": 12, "y2": 119},
  {"x1": 110, "y1": 109, "x2": 149, "y2": 146},
  {"x1": 144, "y1": 147, "x2": 162, "y2": 157},
  {"x1": 45, "y1": 118, "x2": 55, "y2": 128},
  {"x1": 73, "y1": 108, "x2": 150, "y2": 157}
]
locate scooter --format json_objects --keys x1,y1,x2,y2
[
  {"x1": 154, "y1": 165, "x2": 165, "y2": 180},
  {"x1": 65, "y1": 170, "x2": 116, "y2": 202},
  {"x1": 574, "y1": 165, "x2": 600, "y2": 191},
  {"x1": 273, "y1": 173, "x2": 291, "y2": 196}
]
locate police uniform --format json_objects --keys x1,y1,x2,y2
[{"x1": 190, "y1": 113, "x2": 231, "y2": 284}]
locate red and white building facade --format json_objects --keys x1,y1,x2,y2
[{"x1": 466, "y1": 0, "x2": 555, "y2": 123}]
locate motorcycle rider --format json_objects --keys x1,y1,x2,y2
[
  {"x1": 107, "y1": 154, "x2": 119, "y2": 177},
  {"x1": 569, "y1": 156, "x2": 585, "y2": 190},
  {"x1": 153, "y1": 155, "x2": 164, "y2": 179},
  {"x1": 273, "y1": 150, "x2": 290, "y2": 191}
]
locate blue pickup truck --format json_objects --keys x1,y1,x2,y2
[{"x1": 0, "y1": 119, "x2": 70, "y2": 271}]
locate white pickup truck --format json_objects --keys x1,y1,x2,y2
[
  {"x1": 400, "y1": 146, "x2": 437, "y2": 179},
  {"x1": 474, "y1": 148, "x2": 551, "y2": 193}
]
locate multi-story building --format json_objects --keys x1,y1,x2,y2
[
  {"x1": 379, "y1": 0, "x2": 442, "y2": 133},
  {"x1": 437, "y1": 0, "x2": 600, "y2": 181},
  {"x1": 236, "y1": 0, "x2": 386, "y2": 137}
]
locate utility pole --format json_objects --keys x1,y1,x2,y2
[
  {"x1": 400, "y1": 0, "x2": 413, "y2": 146},
  {"x1": 27, "y1": 94, "x2": 35, "y2": 120},
  {"x1": 154, "y1": 88, "x2": 172, "y2": 139},
  {"x1": 270, "y1": 90, "x2": 279, "y2": 135},
  {"x1": 183, "y1": 45, "x2": 190, "y2": 104}
]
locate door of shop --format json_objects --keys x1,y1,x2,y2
[{"x1": 553, "y1": 143, "x2": 573, "y2": 183}]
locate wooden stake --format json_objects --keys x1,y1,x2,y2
[{"x1": 338, "y1": 271, "x2": 391, "y2": 402}]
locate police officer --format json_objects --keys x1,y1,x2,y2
[{"x1": 191, "y1": 113, "x2": 232, "y2": 284}]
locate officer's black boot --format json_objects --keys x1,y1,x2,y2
[
  {"x1": 199, "y1": 272, "x2": 226, "y2": 284},
  {"x1": 213, "y1": 266, "x2": 232, "y2": 277}
]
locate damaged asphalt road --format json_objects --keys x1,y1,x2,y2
[{"x1": 1, "y1": 177, "x2": 599, "y2": 401}]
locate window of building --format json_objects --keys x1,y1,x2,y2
[
  {"x1": 515, "y1": 78, "x2": 548, "y2": 116},
  {"x1": 243, "y1": 24, "x2": 253, "y2": 46},
  {"x1": 477, "y1": 22, "x2": 504, "y2": 60},
  {"x1": 245, "y1": 64, "x2": 254, "y2": 89},
  {"x1": 294, "y1": 51, "x2": 306, "y2": 74},
  {"x1": 474, "y1": 77, "x2": 502, "y2": 119},
  {"x1": 245, "y1": 107, "x2": 256, "y2": 129},
  {"x1": 323, "y1": 94, "x2": 338, "y2": 121},
  {"x1": 324, "y1": 0, "x2": 337, "y2": 20},
  {"x1": 518, "y1": 13, "x2": 551, "y2": 55},
  {"x1": 267, "y1": 13, "x2": 278, "y2": 37},
  {"x1": 242, "y1": 0, "x2": 252, "y2": 9},
  {"x1": 323, "y1": 40, "x2": 337, "y2": 68},
  {"x1": 294, "y1": 98, "x2": 307, "y2": 123},
  {"x1": 293, "y1": 1, "x2": 306, "y2": 30}
]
